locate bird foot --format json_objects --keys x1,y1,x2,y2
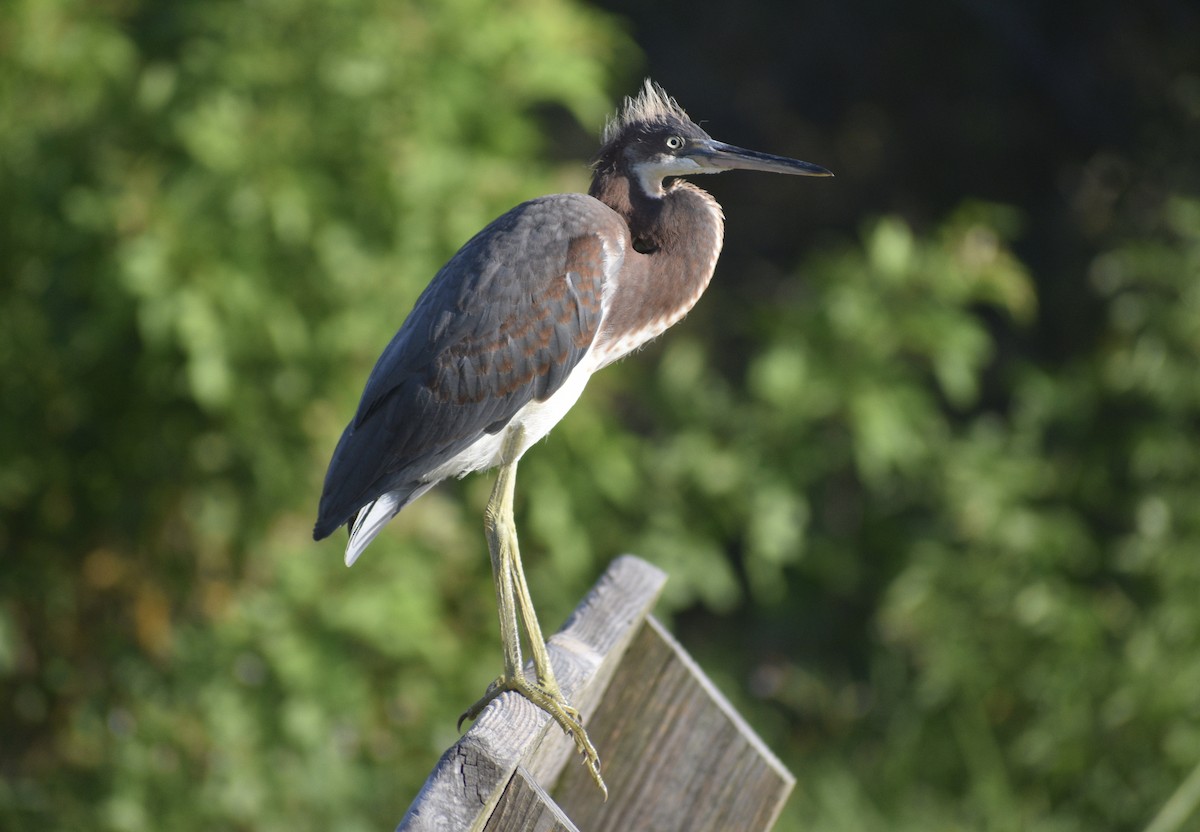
[{"x1": 458, "y1": 673, "x2": 608, "y2": 799}]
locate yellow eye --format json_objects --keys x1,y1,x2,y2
[{"x1": 665, "y1": 136, "x2": 684, "y2": 150}]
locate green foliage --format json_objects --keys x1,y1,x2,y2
[
  {"x1": 512, "y1": 196, "x2": 1200, "y2": 829},
  {"x1": 3, "y1": 0, "x2": 1199, "y2": 830},
  {"x1": 519, "y1": 197, "x2": 1200, "y2": 831},
  {"x1": 784, "y1": 199, "x2": 1200, "y2": 831},
  {"x1": 0, "y1": 0, "x2": 627, "y2": 827}
]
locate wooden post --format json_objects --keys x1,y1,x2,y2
[{"x1": 397, "y1": 555, "x2": 794, "y2": 832}]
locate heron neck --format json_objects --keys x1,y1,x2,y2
[
  {"x1": 589, "y1": 171, "x2": 725, "y2": 253},
  {"x1": 588, "y1": 174, "x2": 726, "y2": 362}
]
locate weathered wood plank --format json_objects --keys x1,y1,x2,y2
[
  {"x1": 396, "y1": 555, "x2": 668, "y2": 832},
  {"x1": 550, "y1": 616, "x2": 795, "y2": 832},
  {"x1": 397, "y1": 555, "x2": 796, "y2": 831},
  {"x1": 483, "y1": 767, "x2": 580, "y2": 832}
]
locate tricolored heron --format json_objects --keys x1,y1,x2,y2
[{"x1": 314, "y1": 80, "x2": 831, "y2": 795}]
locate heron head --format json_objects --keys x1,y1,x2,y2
[{"x1": 593, "y1": 80, "x2": 832, "y2": 199}]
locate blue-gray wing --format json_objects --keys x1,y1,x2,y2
[{"x1": 314, "y1": 194, "x2": 623, "y2": 539}]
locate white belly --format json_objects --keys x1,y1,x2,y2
[{"x1": 426, "y1": 350, "x2": 599, "y2": 482}]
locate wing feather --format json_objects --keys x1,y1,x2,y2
[{"x1": 314, "y1": 194, "x2": 623, "y2": 539}]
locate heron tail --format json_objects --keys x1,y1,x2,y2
[{"x1": 344, "y1": 491, "x2": 405, "y2": 566}]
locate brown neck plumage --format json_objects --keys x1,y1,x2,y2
[{"x1": 588, "y1": 172, "x2": 726, "y2": 361}]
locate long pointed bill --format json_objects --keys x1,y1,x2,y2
[{"x1": 688, "y1": 139, "x2": 833, "y2": 177}]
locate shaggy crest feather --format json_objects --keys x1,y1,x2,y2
[{"x1": 602, "y1": 79, "x2": 693, "y2": 144}]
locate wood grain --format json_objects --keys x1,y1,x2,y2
[
  {"x1": 483, "y1": 767, "x2": 580, "y2": 832},
  {"x1": 551, "y1": 616, "x2": 795, "y2": 831},
  {"x1": 396, "y1": 555, "x2": 668, "y2": 832},
  {"x1": 397, "y1": 555, "x2": 795, "y2": 831}
]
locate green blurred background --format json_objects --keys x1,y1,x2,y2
[{"x1": 3, "y1": 0, "x2": 1199, "y2": 829}]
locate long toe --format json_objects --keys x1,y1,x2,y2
[{"x1": 458, "y1": 673, "x2": 608, "y2": 798}]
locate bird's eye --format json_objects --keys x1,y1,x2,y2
[{"x1": 665, "y1": 136, "x2": 684, "y2": 150}]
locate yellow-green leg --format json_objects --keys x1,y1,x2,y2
[{"x1": 458, "y1": 426, "x2": 607, "y2": 798}]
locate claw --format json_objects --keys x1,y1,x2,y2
[
  {"x1": 457, "y1": 674, "x2": 507, "y2": 731},
  {"x1": 458, "y1": 672, "x2": 607, "y2": 798}
]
